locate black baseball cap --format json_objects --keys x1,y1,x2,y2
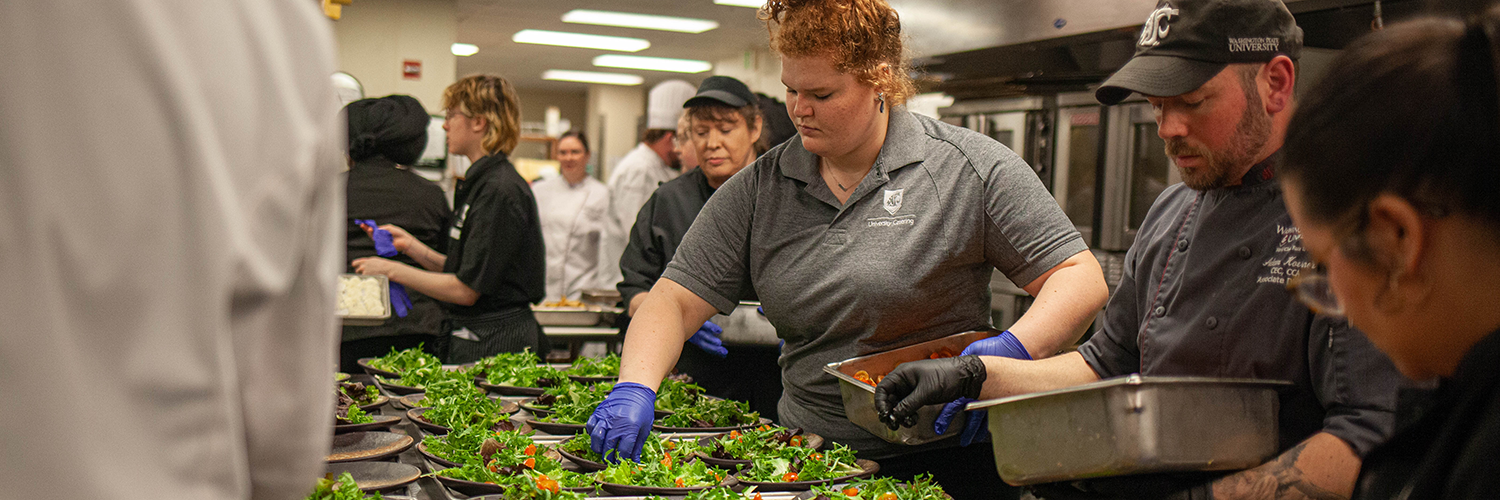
[
  {"x1": 684, "y1": 76, "x2": 756, "y2": 108},
  {"x1": 1095, "y1": 0, "x2": 1303, "y2": 105}
]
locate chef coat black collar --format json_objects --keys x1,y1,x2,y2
[
  {"x1": 350, "y1": 156, "x2": 399, "y2": 171},
  {"x1": 462, "y1": 152, "x2": 508, "y2": 182},
  {"x1": 777, "y1": 106, "x2": 927, "y2": 186},
  {"x1": 1231, "y1": 149, "x2": 1281, "y2": 189}
]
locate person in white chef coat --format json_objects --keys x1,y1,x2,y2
[
  {"x1": 598, "y1": 79, "x2": 698, "y2": 289},
  {"x1": 0, "y1": 1, "x2": 343, "y2": 500},
  {"x1": 533, "y1": 130, "x2": 613, "y2": 301}
]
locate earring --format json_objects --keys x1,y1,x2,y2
[{"x1": 877, "y1": 92, "x2": 886, "y2": 113}]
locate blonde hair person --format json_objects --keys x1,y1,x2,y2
[
  {"x1": 674, "y1": 111, "x2": 700, "y2": 171},
  {"x1": 354, "y1": 74, "x2": 548, "y2": 363},
  {"x1": 586, "y1": 1, "x2": 1108, "y2": 497}
]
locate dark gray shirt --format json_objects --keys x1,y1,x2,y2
[
  {"x1": 1077, "y1": 154, "x2": 1401, "y2": 457},
  {"x1": 662, "y1": 108, "x2": 1087, "y2": 457}
]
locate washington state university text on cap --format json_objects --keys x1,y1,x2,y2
[{"x1": 1095, "y1": 0, "x2": 1303, "y2": 105}]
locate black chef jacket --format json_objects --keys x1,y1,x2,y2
[
  {"x1": 616, "y1": 168, "x2": 776, "y2": 419},
  {"x1": 443, "y1": 153, "x2": 546, "y2": 317},
  {"x1": 1354, "y1": 328, "x2": 1500, "y2": 499},
  {"x1": 343, "y1": 157, "x2": 450, "y2": 342},
  {"x1": 1077, "y1": 153, "x2": 1402, "y2": 457}
]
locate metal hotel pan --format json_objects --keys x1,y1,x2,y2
[
  {"x1": 823, "y1": 329, "x2": 1001, "y2": 445},
  {"x1": 966, "y1": 375, "x2": 1290, "y2": 486}
]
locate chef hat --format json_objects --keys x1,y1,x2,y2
[
  {"x1": 344, "y1": 94, "x2": 430, "y2": 165},
  {"x1": 647, "y1": 80, "x2": 698, "y2": 130}
]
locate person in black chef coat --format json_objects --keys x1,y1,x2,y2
[
  {"x1": 354, "y1": 74, "x2": 547, "y2": 363},
  {"x1": 1279, "y1": 8, "x2": 1500, "y2": 498},
  {"x1": 617, "y1": 76, "x2": 782, "y2": 420},
  {"x1": 339, "y1": 94, "x2": 451, "y2": 372}
]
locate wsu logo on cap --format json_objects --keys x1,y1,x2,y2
[{"x1": 1139, "y1": 4, "x2": 1180, "y2": 47}]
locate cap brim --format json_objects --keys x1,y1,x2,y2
[
  {"x1": 1095, "y1": 55, "x2": 1227, "y2": 105},
  {"x1": 684, "y1": 90, "x2": 749, "y2": 108}
]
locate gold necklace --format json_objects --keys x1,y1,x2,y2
[{"x1": 825, "y1": 167, "x2": 862, "y2": 192}]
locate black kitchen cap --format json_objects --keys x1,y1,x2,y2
[
  {"x1": 345, "y1": 94, "x2": 430, "y2": 165},
  {"x1": 684, "y1": 76, "x2": 757, "y2": 109},
  {"x1": 1096, "y1": 0, "x2": 1303, "y2": 105}
]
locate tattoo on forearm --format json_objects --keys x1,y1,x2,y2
[{"x1": 1212, "y1": 442, "x2": 1347, "y2": 500}]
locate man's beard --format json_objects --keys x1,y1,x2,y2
[{"x1": 1166, "y1": 96, "x2": 1272, "y2": 190}]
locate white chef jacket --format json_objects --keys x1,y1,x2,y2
[
  {"x1": 533, "y1": 175, "x2": 613, "y2": 300},
  {"x1": 601, "y1": 143, "x2": 679, "y2": 288},
  {"x1": 0, "y1": 2, "x2": 344, "y2": 500}
]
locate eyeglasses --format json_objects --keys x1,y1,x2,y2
[
  {"x1": 1286, "y1": 264, "x2": 1344, "y2": 317},
  {"x1": 443, "y1": 109, "x2": 469, "y2": 120}
]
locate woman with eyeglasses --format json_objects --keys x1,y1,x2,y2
[
  {"x1": 1280, "y1": 9, "x2": 1500, "y2": 499},
  {"x1": 354, "y1": 74, "x2": 548, "y2": 363}
]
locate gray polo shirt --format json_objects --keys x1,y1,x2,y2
[
  {"x1": 1077, "y1": 154, "x2": 1401, "y2": 458},
  {"x1": 661, "y1": 108, "x2": 1087, "y2": 457}
]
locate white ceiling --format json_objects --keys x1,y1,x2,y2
[{"x1": 454, "y1": 0, "x2": 773, "y2": 91}]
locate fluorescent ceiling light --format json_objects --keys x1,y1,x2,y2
[
  {"x1": 593, "y1": 55, "x2": 712, "y2": 73},
  {"x1": 513, "y1": 30, "x2": 650, "y2": 52},
  {"x1": 563, "y1": 10, "x2": 718, "y2": 34},
  {"x1": 543, "y1": 70, "x2": 644, "y2": 86},
  {"x1": 713, "y1": 0, "x2": 764, "y2": 8},
  {"x1": 451, "y1": 43, "x2": 479, "y2": 56}
]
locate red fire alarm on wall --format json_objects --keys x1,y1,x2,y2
[{"x1": 402, "y1": 60, "x2": 422, "y2": 80}]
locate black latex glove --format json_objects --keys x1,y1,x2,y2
[{"x1": 873, "y1": 355, "x2": 988, "y2": 430}]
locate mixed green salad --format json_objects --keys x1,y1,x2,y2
[
  {"x1": 378, "y1": 364, "x2": 475, "y2": 390},
  {"x1": 657, "y1": 397, "x2": 758, "y2": 429},
  {"x1": 305, "y1": 472, "x2": 382, "y2": 500},
  {"x1": 338, "y1": 404, "x2": 375, "y2": 425},
  {"x1": 564, "y1": 353, "x2": 620, "y2": 377},
  {"x1": 537, "y1": 382, "x2": 614, "y2": 425},
  {"x1": 419, "y1": 390, "x2": 513, "y2": 431},
  {"x1": 430, "y1": 427, "x2": 594, "y2": 491},
  {"x1": 596, "y1": 451, "x2": 727, "y2": 488},
  {"x1": 654, "y1": 377, "x2": 706, "y2": 412},
  {"x1": 474, "y1": 350, "x2": 564, "y2": 388},
  {"x1": 562, "y1": 433, "x2": 701, "y2": 465},
  {"x1": 366, "y1": 345, "x2": 441, "y2": 374},
  {"x1": 339, "y1": 381, "x2": 380, "y2": 406},
  {"x1": 809, "y1": 474, "x2": 949, "y2": 500},
  {"x1": 706, "y1": 425, "x2": 813, "y2": 461},
  {"x1": 738, "y1": 442, "x2": 862, "y2": 483},
  {"x1": 684, "y1": 488, "x2": 763, "y2": 500}
]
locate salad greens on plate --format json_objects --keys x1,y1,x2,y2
[
  {"x1": 473, "y1": 350, "x2": 564, "y2": 388},
  {"x1": 305, "y1": 472, "x2": 382, "y2": 500},
  {"x1": 419, "y1": 390, "x2": 512, "y2": 431},
  {"x1": 738, "y1": 443, "x2": 862, "y2": 483},
  {"x1": 537, "y1": 382, "x2": 614, "y2": 425},
  {"x1": 564, "y1": 353, "x2": 620, "y2": 377},
  {"x1": 596, "y1": 452, "x2": 727, "y2": 488},
  {"x1": 367, "y1": 345, "x2": 441, "y2": 374},
  {"x1": 430, "y1": 427, "x2": 594, "y2": 491},
  {"x1": 707, "y1": 425, "x2": 814, "y2": 461},
  {"x1": 657, "y1": 397, "x2": 758, "y2": 428},
  {"x1": 809, "y1": 474, "x2": 949, "y2": 500}
]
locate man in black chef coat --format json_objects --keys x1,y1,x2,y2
[{"x1": 874, "y1": 0, "x2": 1404, "y2": 498}]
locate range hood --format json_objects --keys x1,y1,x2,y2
[{"x1": 901, "y1": 0, "x2": 1425, "y2": 100}]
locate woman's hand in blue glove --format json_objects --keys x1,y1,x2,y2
[
  {"x1": 585, "y1": 382, "x2": 656, "y2": 462},
  {"x1": 933, "y1": 330, "x2": 1031, "y2": 445},
  {"x1": 687, "y1": 321, "x2": 727, "y2": 358}
]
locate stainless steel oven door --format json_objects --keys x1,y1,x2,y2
[
  {"x1": 1099, "y1": 101, "x2": 1180, "y2": 251},
  {"x1": 1051, "y1": 97, "x2": 1101, "y2": 245}
]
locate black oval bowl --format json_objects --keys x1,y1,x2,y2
[
  {"x1": 334, "y1": 414, "x2": 402, "y2": 434},
  {"x1": 555, "y1": 437, "x2": 607, "y2": 472},
  {"x1": 433, "y1": 471, "x2": 597, "y2": 496},
  {"x1": 326, "y1": 461, "x2": 421, "y2": 492},
  {"x1": 519, "y1": 417, "x2": 587, "y2": 435},
  {"x1": 415, "y1": 441, "x2": 466, "y2": 469},
  {"x1": 476, "y1": 380, "x2": 546, "y2": 396},
  {"x1": 356, "y1": 358, "x2": 402, "y2": 379},
  {"x1": 595, "y1": 475, "x2": 736, "y2": 496},
  {"x1": 373, "y1": 377, "x2": 424, "y2": 396},
  {"x1": 355, "y1": 394, "x2": 389, "y2": 412},
  {"x1": 566, "y1": 374, "x2": 618, "y2": 384},
  {"x1": 653, "y1": 417, "x2": 773, "y2": 434},
  {"x1": 733, "y1": 459, "x2": 880, "y2": 492},
  {"x1": 694, "y1": 432, "x2": 826, "y2": 470}
]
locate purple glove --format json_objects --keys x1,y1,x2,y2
[
  {"x1": 934, "y1": 330, "x2": 1031, "y2": 446},
  {"x1": 687, "y1": 321, "x2": 727, "y2": 358},
  {"x1": 586, "y1": 382, "x2": 656, "y2": 462},
  {"x1": 356, "y1": 219, "x2": 409, "y2": 318}
]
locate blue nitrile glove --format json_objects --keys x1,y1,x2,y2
[
  {"x1": 389, "y1": 283, "x2": 412, "y2": 318},
  {"x1": 934, "y1": 330, "x2": 1031, "y2": 446},
  {"x1": 586, "y1": 382, "x2": 656, "y2": 462},
  {"x1": 687, "y1": 321, "x2": 727, "y2": 358},
  {"x1": 360, "y1": 219, "x2": 409, "y2": 318}
]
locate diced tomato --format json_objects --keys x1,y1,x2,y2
[
  {"x1": 810, "y1": 453, "x2": 823, "y2": 461},
  {"x1": 843, "y1": 487, "x2": 861, "y2": 497},
  {"x1": 782, "y1": 472, "x2": 799, "y2": 482},
  {"x1": 660, "y1": 456, "x2": 673, "y2": 469},
  {"x1": 789, "y1": 436, "x2": 803, "y2": 447},
  {"x1": 675, "y1": 478, "x2": 686, "y2": 487},
  {"x1": 666, "y1": 441, "x2": 677, "y2": 450},
  {"x1": 729, "y1": 430, "x2": 741, "y2": 440},
  {"x1": 523, "y1": 457, "x2": 536, "y2": 469},
  {"x1": 537, "y1": 478, "x2": 559, "y2": 492},
  {"x1": 754, "y1": 493, "x2": 764, "y2": 500},
  {"x1": 487, "y1": 463, "x2": 499, "y2": 473},
  {"x1": 524, "y1": 444, "x2": 537, "y2": 456},
  {"x1": 878, "y1": 492, "x2": 898, "y2": 500}
]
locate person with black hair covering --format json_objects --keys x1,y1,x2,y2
[{"x1": 341, "y1": 95, "x2": 451, "y2": 372}]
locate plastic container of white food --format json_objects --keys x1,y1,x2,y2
[{"x1": 338, "y1": 274, "x2": 390, "y2": 326}]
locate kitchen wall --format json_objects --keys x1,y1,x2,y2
[
  {"x1": 516, "y1": 88, "x2": 588, "y2": 136},
  {"x1": 585, "y1": 84, "x2": 647, "y2": 181},
  {"x1": 333, "y1": 0, "x2": 457, "y2": 114}
]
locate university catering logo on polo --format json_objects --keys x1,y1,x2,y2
[
  {"x1": 1139, "y1": 4, "x2": 1180, "y2": 47},
  {"x1": 883, "y1": 189, "x2": 904, "y2": 215}
]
